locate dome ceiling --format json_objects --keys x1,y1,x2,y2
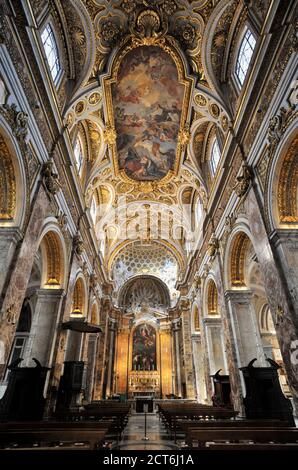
[{"x1": 111, "y1": 241, "x2": 180, "y2": 305}]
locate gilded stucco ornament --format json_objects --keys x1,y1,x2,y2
[
  {"x1": 178, "y1": 125, "x2": 191, "y2": 149},
  {"x1": 193, "y1": 273, "x2": 201, "y2": 289},
  {"x1": 180, "y1": 298, "x2": 190, "y2": 311},
  {"x1": 267, "y1": 105, "x2": 296, "y2": 156},
  {"x1": 57, "y1": 212, "x2": 68, "y2": 232},
  {"x1": 233, "y1": 162, "x2": 252, "y2": 198},
  {"x1": 0, "y1": 134, "x2": 16, "y2": 219},
  {"x1": 201, "y1": 261, "x2": 211, "y2": 279},
  {"x1": 275, "y1": 305, "x2": 284, "y2": 326},
  {"x1": 2, "y1": 103, "x2": 28, "y2": 142},
  {"x1": 104, "y1": 124, "x2": 117, "y2": 147},
  {"x1": 73, "y1": 234, "x2": 84, "y2": 256},
  {"x1": 100, "y1": 19, "x2": 122, "y2": 46},
  {"x1": 90, "y1": 273, "x2": 98, "y2": 291},
  {"x1": 41, "y1": 161, "x2": 61, "y2": 195},
  {"x1": 208, "y1": 233, "x2": 219, "y2": 257},
  {"x1": 3, "y1": 304, "x2": 16, "y2": 324}
]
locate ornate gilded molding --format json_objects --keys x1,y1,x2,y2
[
  {"x1": 43, "y1": 231, "x2": 62, "y2": 286},
  {"x1": 89, "y1": 272, "x2": 98, "y2": 291},
  {"x1": 207, "y1": 233, "x2": 219, "y2": 257},
  {"x1": 41, "y1": 161, "x2": 61, "y2": 195},
  {"x1": 230, "y1": 232, "x2": 249, "y2": 287},
  {"x1": 193, "y1": 273, "x2": 201, "y2": 290},
  {"x1": 0, "y1": 104, "x2": 28, "y2": 142},
  {"x1": 102, "y1": 15, "x2": 195, "y2": 189},
  {"x1": 207, "y1": 279, "x2": 218, "y2": 315},
  {"x1": 267, "y1": 106, "x2": 296, "y2": 157},
  {"x1": 233, "y1": 162, "x2": 252, "y2": 198},
  {"x1": 0, "y1": 133, "x2": 16, "y2": 219},
  {"x1": 277, "y1": 134, "x2": 298, "y2": 223},
  {"x1": 180, "y1": 298, "x2": 190, "y2": 311},
  {"x1": 73, "y1": 233, "x2": 84, "y2": 256}
]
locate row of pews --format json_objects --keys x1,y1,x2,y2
[
  {"x1": 0, "y1": 402, "x2": 130, "y2": 451},
  {"x1": 157, "y1": 402, "x2": 298, "y2": 449}
]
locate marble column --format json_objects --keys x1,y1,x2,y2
[
  {"x1": 172, "y1": 318, "x2": 182, "y2": 397},
  {"x1": 114, "y1": 324, "x2": 130, "y2": 395},
  {"x1": 106, "y1": 318, "x2": 117, "y2": 397},
  {"x1": 92, "y1": 319, "x2": 105, "y2": 400},
  {"x1": 85, "y1": 333, "x2": 99, "y2": 403},
  {"x1": 160, "y1": 325, "x2": 173, "y2": 397},
  {"x1": 181, "y1": 308, "x2": 196, "y2": 399},
  {"x1": 270, "y1": 229, "x2": 298, "y2": 318},
  {"x1": 245, "y1": 189, "x2": 298, "y2": 410},
  {"x1": 211, "y1": 255, "x2": 245, "y2": 413},
  {"x1": 203, "y1": 317, "x2": 228, "y2": 376},
  {"x1": 225, "y1": 290, "x2": 266, "y2": 370},
  {"x1": 0, "y1": 228, "x2": 22, "y2": 298},
  {"x1": 26, "y1": 289, "x2": 64, "y2": 368},
  {"x1": 0, "y1": 183, "x2": 50, "y2": 378},
  {"x1": 192, "y1": 334, "x2": 207, "y2": 403},
  {"x1": 45, "y1": 254, "x2": 80, "y2": 412}
]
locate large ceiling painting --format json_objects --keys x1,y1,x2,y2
[{"x1": 110, "y1": 45, "x2": 186, "y2": 182}]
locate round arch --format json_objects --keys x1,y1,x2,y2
[
  {"x1": 0, "y1": 123, "x2": 27, "y2": 228},
  {"x1": 267, "y1": 128, "x2": 298, "y2": 229},
  {"x1": 71, "y1": 274, "x2": 88, "y2": 317},
  {"x1": 192, "y1": 303, "x2": 200, "y2": 333},
  {"x1": 223, "y1": 222, "x2": 256, "y2": 290},
  {"x1": 38, "y1": 225, "x2": 67, "y2": 289},
  {"x1": 118, "y1": 274, "x2": 171, "y2": 310},
  {"x1": 90, "y1": 301, "x2": 100, "y2": 325},
  {"x1": 203, "y1": 276, "x2": 219, "y2": 316}
]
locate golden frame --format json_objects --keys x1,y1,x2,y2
[
  {"x1": 102, "y1": 35, "x2": 195, "y2": 189},
  {"x1": 127, "y1": 321, "x2": 161, "y2": 397}
]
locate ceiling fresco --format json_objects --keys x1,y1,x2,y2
[{"x1": 112, "y1": 46, "x2": 184, "y2": 181}]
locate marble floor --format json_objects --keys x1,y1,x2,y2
[{"x1": 114, "y1": 411, "x2": 179, "y2": 450}]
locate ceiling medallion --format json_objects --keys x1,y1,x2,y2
[{"x1": 102, "y1": 7, "x2": 195, "y2": 192}]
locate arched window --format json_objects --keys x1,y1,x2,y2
[
  {"x1": 196, "y1": 198, "x2": 203, "y2": 227},
  {"x1": 41, "y1": 23, "x2": 61, "y2": 84},
  {"x1": 90, "y1": 196, "x2": 97, "y2": 223},
  {"x1": 210, "y1": 138, "x2": 220, "y2": 176},
  {"x1": 74, "y1": 136, "x2": 84, "y2": 176},
  {"x1": 235, "y1": 28, "x2": 256, "y2": 86}
]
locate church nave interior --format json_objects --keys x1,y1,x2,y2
[{"x1": 0, "y1": 0, "x2": 298, "y2": 460}]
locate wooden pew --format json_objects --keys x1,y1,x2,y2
[
  {"x1": 0, "y1": 428, "x2": 109, "y2": 450},
  {"x1": 54, "y1": 403, "x2": 131, "y2": 440},
  {"x1": 178, "y1": 419, "x2": 290, "y2": 432},
  {"x1": 157, "y1": 403, "x2": 238, "y2": 440},
  {"x1": 185, "y1": 427, "x2": 298, "y2": 448}
]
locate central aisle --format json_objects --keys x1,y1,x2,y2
[{"x1": 115, "y1": 411, "x2": 179, "y2": 450}]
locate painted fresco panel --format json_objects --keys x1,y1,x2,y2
[{"x1": 112, "y1": 46, "x2": 184, "y2": 181}]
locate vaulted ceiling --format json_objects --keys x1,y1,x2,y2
[{"x1": 29, "y1": 0, "x2": 271, "y2": 305}]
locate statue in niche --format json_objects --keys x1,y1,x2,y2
[{"x1": 132, "y1": 323, "x2": 156, "y2": 371}]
